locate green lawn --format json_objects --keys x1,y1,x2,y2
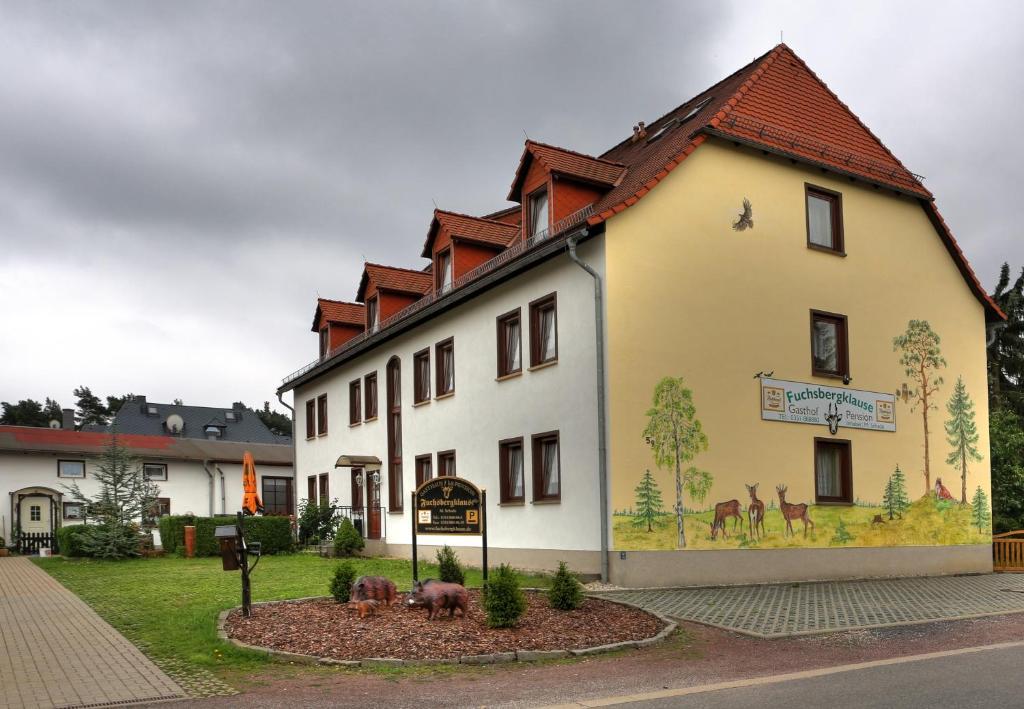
[{"x1": 34, "y1": 553, "x2": 550, "y2": 687}]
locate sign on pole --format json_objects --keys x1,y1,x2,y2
[{"x1": 411, "y1": 477, "x2": 487, "y2": 584}]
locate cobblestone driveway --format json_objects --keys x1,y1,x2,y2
[
  {"x1": 0, "y1": 557, "x2": 184, "y2": 709},
  {"x1": 595, "y1": 573, "x2": 1024, "y2": 638}
]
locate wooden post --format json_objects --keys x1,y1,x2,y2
[
  {"x1": 183, "y1": 525, "x2": 196, "y2": 558},
  {"x1": 410, "y1": 490, "x2": 418, "y2": 583},
  {"x1": 481, "y1": 488, "x2": 488, "y2": 587},
  {"x1": 238, "y1": 511, "x2": 252, "y2": 617}
]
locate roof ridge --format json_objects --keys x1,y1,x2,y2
[
  {"x1": 482, "y1": 205, "x2": 519, "y2": 220},
  {"x1": 318, "y1": 297, "x2": 364, "y2": 306},
  {"x1": 526, "y1": 139, "x2": 626, "y2": 168},
  {"x1": 434, "y1": 208, "x2": 520, "y2": 229}
]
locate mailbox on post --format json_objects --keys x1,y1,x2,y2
[
  {"x1": 216, "y1": 512, "x2": 261, "y2": 616},
  {"x1": 215, "y1": 525, "x2": 240, "y2": 571}
]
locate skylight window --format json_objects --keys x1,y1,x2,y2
[
  {"x1": 681, "y1": 97, "x2": 713, "y2": 123},
  {"x1": 146, "y1": 405, "x2": 159, "y2": 416},
  {"x1": 646, "y1": 119, "x2": 679, "y2": 143},
  {"x1": 225, "y1": 411, "x2": 236, "y2": 421},
  {"x1": 646, "y1": 97, "x2": 715, "y2": 144}
]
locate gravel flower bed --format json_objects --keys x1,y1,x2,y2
[{"x1": 225, "y1": 590, "x2": 664, "y2": 661}]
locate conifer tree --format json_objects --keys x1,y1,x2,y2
[
  {"x1": 882, "y1": 465, "x2": 911, "y2": 520},
  {"x1": 971, "y1": 486, "x2": 991, "y2": 534},
  {"x1": 632, "y1": 469, "x2": 665, "y2": 532},
  {"x1": 945, "y1": 376, "x2": 983, "y2": 504}
]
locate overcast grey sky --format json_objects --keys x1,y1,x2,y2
[{"x1": 1, "y1": 1, "x2": 1021, "y2": 414}]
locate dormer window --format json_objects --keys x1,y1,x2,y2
[
  {"x1": 529, "y1": 188, "x2": 549, "y2": 239},
  {"x1": 367, "y1": 297, "x2": 380, "y2": 333},
  {"x1": 225, "y1": 411, "x2": 236, "y2": 422},
  {"x1": 319, "y1": 327, "x2": 329, "y2": 358},
  {"x1": 146, "y1": 405, "x2": 159, "y2": 416},
  {"x1": 436, "y1": 248, "x2": 452, "y2": 293}
]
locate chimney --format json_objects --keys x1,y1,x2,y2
[
  {"x1": 631, "y1": 121, "x2": 648, "y2": 143},
  {"x1": 135, "y1": 394, "x2": 147, "y2": 411},
  {"x1": 61, "y1": 409, "x2": 75, "y2": 430}
]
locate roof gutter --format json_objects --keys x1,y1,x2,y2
[{"x1": 566, "y1": 230, "x2": 610, "y2": 583}]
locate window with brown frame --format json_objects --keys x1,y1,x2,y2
[
  {"x1": 305, "y1": 399, "x2": 315, "y2": 438},
  {"x1": 307, "y1": 475, "x2": 317, "y2": 503},
  {"x1": 810, "y1": 310, "x2": 849, "y2": 378},
  {"x1": 528, "y1": 187, "x2": 549, "y2": 238},
  {"x1": 262, "y1": 476, "x2": 294, "y2": 516},
  {"x1": 805, "y1": 184, "x2": 844, "y2": 254},
  {"x1": 62, "y1": 501, "x2": 86, "y2": 521},
  {"x1": 496, "y1": 308, "x2": 522, "y2": 377},
  {"x1": 415, "y1": 455, "x2": 433, "y2": 488},
  {"x1": 814, "y1": 438, "x2": 852, "y2": 503},
  {"x1": 386, "y1": 357, "x2": 404, "y2": 511},
  {"x1": 317, "y1": 394, "x2": 328, "y2": 435},
  {"x1": 437, "y1": 450, "x2": 456, "y2": 477},
  {"x1": 318, "y1": 472, "x2": 329, "y2": 503},
  {"x1": 435, "y1": 338, "x2": 454, "y2": 396},
  {"x1": 367, "y1": 296, "x2": 380, "y2": 333},
  {"x1": 413, "y1": 348, "x2": 431, "y2": 403},
  {"x1": 365, "y1": 372, "x2": 378, "y2": 420},
  {"x1": 529, "y1": 293, "x2": 558, "y2": 367},
  {"x1": 349, "y1": 379, "x2": 362, "y2": 424},
  {"x1": 319, "y1": 327, "x2": 329, "y2": 358},
  {"x1": 499, "y1": 438, "x2": 525, "y2": 504},
  {"x1": 531, "y1": 432, "x2": 560, "y2": 502},
  {"x1": 436, "y1": 248, "x2": 453, "y2": 293}
]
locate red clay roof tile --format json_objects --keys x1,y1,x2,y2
[
  {"x1": 356, "y1": 262, "x2": 433, "y2": 303},
  {"x1": 507, "y1": 141, "x2": 626, "y2": 201},
  {"x1": 312, "y1": 298, "x2": 365, "y2": 332},
  {"x1": 421, "y1": 209, "x2": 520, "y2": 258}
]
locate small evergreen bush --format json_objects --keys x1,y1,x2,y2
[
  {"x1": 56, "y1": 525, "x2": 91, "y2": 557},
  {"x1": 483, "y1": 563, "x2": 527, "y2": 628},
  {"x1": 547, "y1": 561, "x2": 584, "y2": 610},
  {"x1": 330, "y1": 561, "x2": 358, "y2": 602},
  {"x1": 333, "y1": 518, "x2": 365, "y2": 557},
  {"x1": 436, "y1": 545, "x2": 465, "y2": 585}
]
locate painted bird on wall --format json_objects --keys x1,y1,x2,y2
[{"x1": 732, "y1": 198, "x2": 753, "y2": 231}]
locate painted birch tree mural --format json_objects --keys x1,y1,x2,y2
[
  {"x1": 643, "y1": 377, "x2": 708, "y2": 549},
  {"x1": 945, "y1": 376, "x2": 983, "y2": 504},
  {"x1": 893, "y1": 320, "x2": 946, "y2": 496}
]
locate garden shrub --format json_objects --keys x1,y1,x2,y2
[
  {"x1": 56, "y1": 525, "x2": 91, "y2": 557},
  {"x1": 157, "y1": 515, "x2": 294, "y2": 556},
  {"x1": 436, "y1": 545, "x2": 465, "y2": 585},
  {"x1": 330, "y1": 561, "x2": 358, "y2": 602},
  {"x1": 483, "y1": 563, "x2": 527, "y2": 628},
  {"x1": 547, "y1": 561, "x2": 584, "y2": 610},
  {"x1": 333, "y1": 518, "x2": 364, "y2": 557}
]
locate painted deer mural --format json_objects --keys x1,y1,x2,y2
[
  {"x1": 709, "y1": 499, "x2": 744, "y2": 540},
  {"x1": 776, "y1": 485, "x2": 815, "y2": 538},
  {"x1": 825, "y1": 402, "x2": 842, "y2": 435},
  {"x1": 745, "y1": 483, "x2": 766, "y2": 539}
]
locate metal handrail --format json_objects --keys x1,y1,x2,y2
[{"x1": 281, "y1": 203, "x2": 594, "y2": 385}]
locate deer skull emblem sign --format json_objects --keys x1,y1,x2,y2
[{"x1": 825, "y1": 402, "x2": 842, "y2": 435}]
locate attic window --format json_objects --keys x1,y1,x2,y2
[
  {"x1": 146, "y1": 405, "x2": 159, "y2": 416},
  {"x1": 205, "y1": 425, "x2": 222, "y2": 438},
  {"x1": 225, "y1": 411, "x2": 236, "y2": 421}
]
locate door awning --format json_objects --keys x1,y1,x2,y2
[{"x1": 335, "y1": 454, "x2": 382, "y2": 469}]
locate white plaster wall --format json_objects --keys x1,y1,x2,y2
[
  {"x1": 293, "y1": 239, "x2": 605, "y2": 553},
  {"x1": 0, "y1": 450, "x2": 293, "y2": 541}
]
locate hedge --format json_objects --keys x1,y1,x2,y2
[
  {"x1": 56, "y1": 525, "x2": 90, "y2": 557},
  {"x1": 158, "y1": 515, "x2": 294, "y2": 556}
]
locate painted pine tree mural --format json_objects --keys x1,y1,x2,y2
[
  {"x1": 945, "y1": 376, "x2": 983, "y2": 504},
  {"x1": 632, "y1": 469, "x2": 665, "y2": 532},
  {"x1": 643, "y1": 377, "x2": 708, "y2": 549},
  {"x1": 971, "y1": 486, "x2": 991, "y2": 534},
  {"x1": 893, "y1": 320, "x2": 946, "y2": 496},
  {"x1": 882, "y1": 465, "x2": 911, "y2": 520}
]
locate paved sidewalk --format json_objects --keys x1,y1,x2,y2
[
  {"x1": 594, "y1": 573, "x2": 1024, "y2": 638},
  {"x1": 0, "y1": 557, "x2": 184, "y2": 709}
]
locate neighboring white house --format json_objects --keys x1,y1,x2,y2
[{"x1": 1, "y1": 400, "x2": 294, "y2": 552}]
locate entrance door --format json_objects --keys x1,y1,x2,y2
[
  {"x1": 20, "y1": 496, "x2": 51, "y2": 534},
  {"x1": 351, "y1": 468, "x2": 366, "y2": 538},
  {"x1": 367, "y1": 470, "x2": 382, "y2": 540}
]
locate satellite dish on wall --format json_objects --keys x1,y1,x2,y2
[
  {"x1": 48, "y1": 420, "x2": 61, "y2": 429},
  {"x1": 166, "y1": 414, "x2": 185, "y2": 434}
]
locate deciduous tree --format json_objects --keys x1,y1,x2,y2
[{"x1": 893, "y1": 320, "x2": 946, "y2": 496}]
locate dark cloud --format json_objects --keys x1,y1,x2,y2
[{"x1": 0, "y1": 1, "x2": 1020, "y2": 411}]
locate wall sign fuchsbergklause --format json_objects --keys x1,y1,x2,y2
[
  {"x1": 411, "y1": 477, "x2": 488, "y2": 584},
  {"x1": 760, "y1": 377, "x2": 897, "y2": 432}
]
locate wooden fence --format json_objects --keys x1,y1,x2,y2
[
  {"x1": 17, "y1": 532, "x2": 57, "y2": 555},
  {"x1": 993, "y1": 530, "x2": 1024, "y2": 572}
]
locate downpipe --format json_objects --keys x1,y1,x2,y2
[
  {"x1": 202, "y1": 460, "x2": 215, "y2": 517},
  {"x1": 216, "y1": 465, "x2": 227, "y2": 514},
  {"x1": 566, "y1": 230, "x2": 610, "y2": 583}
]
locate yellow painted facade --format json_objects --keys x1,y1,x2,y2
[{"x1": 606, "y1": 139, "x2": 991, "y2": 551}]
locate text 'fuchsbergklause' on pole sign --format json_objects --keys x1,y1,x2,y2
[{"x1": 415, "y1": 477, "x2": 482, "y2": 535}]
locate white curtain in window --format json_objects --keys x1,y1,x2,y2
[
  {"x1": 393, "y1": 463, "x2": 403, "y2": 503},
  {"x1": 816, "y1": 446, "x2": 841, "y2": 497},
  {"x1": 531, "y1": 191, "x2": 549, "y2": 238},
  {"x1": 813, "y1": 321, "x2": 838, "y2": 371},
  {"x1": 442, "y1": 347, "x2": 454, "y2": 392},
  {"x1": 368, "y1": 300, "x2": 379, "y2": 331},
  {"x1": 540, "y1": 308, "x2": 556, "y2": 361},
  {"x1": 543, "y1": 440, "x2": 559, "y2": 496},
  {"x1": 506, "y1": 320, "x2": 521, "y2": 371},
  {"x1": 509, "y1": 446, "x2": 524, "y2": 498},
  {"x1": 807, "y1": 195, "x2": 833, "y2": 247},
  {"x1": 439, "y1": 253, "x2": 452, "y2": 292},
  {"x1": 390, "y1": 364, "x2": 401, "y2": 406}
]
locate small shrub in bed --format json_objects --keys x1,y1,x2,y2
[
  {"x1": 483, "y1": 563, "x2": 527, "y2": 628},
  {"x1": 548, "y1": 561, "x2": 584, "y2": 610},
  {"x1": 333, "y1": 518, "x2": 364, "y2": 557},
  {"x1": 330, "y1": 561, "x2": 358, "y2": 602},
  {"x1": 436, "y1": 545, "x2": 465, "y2": 585}
]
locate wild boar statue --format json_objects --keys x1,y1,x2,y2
[
  {"x1": 404, "y1": 579, "x2": 468, "y2": 620},
  {"x1": 349, "y1": 575, "x2": 398, "y2": 606}
]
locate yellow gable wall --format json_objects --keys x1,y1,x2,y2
[{"x1": 605, "y1": 139, "x2": 991, "y2": 550}]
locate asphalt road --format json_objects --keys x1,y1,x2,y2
[{"x1": 603, "y1": 643, "x2": 1024, "y2": 708}]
